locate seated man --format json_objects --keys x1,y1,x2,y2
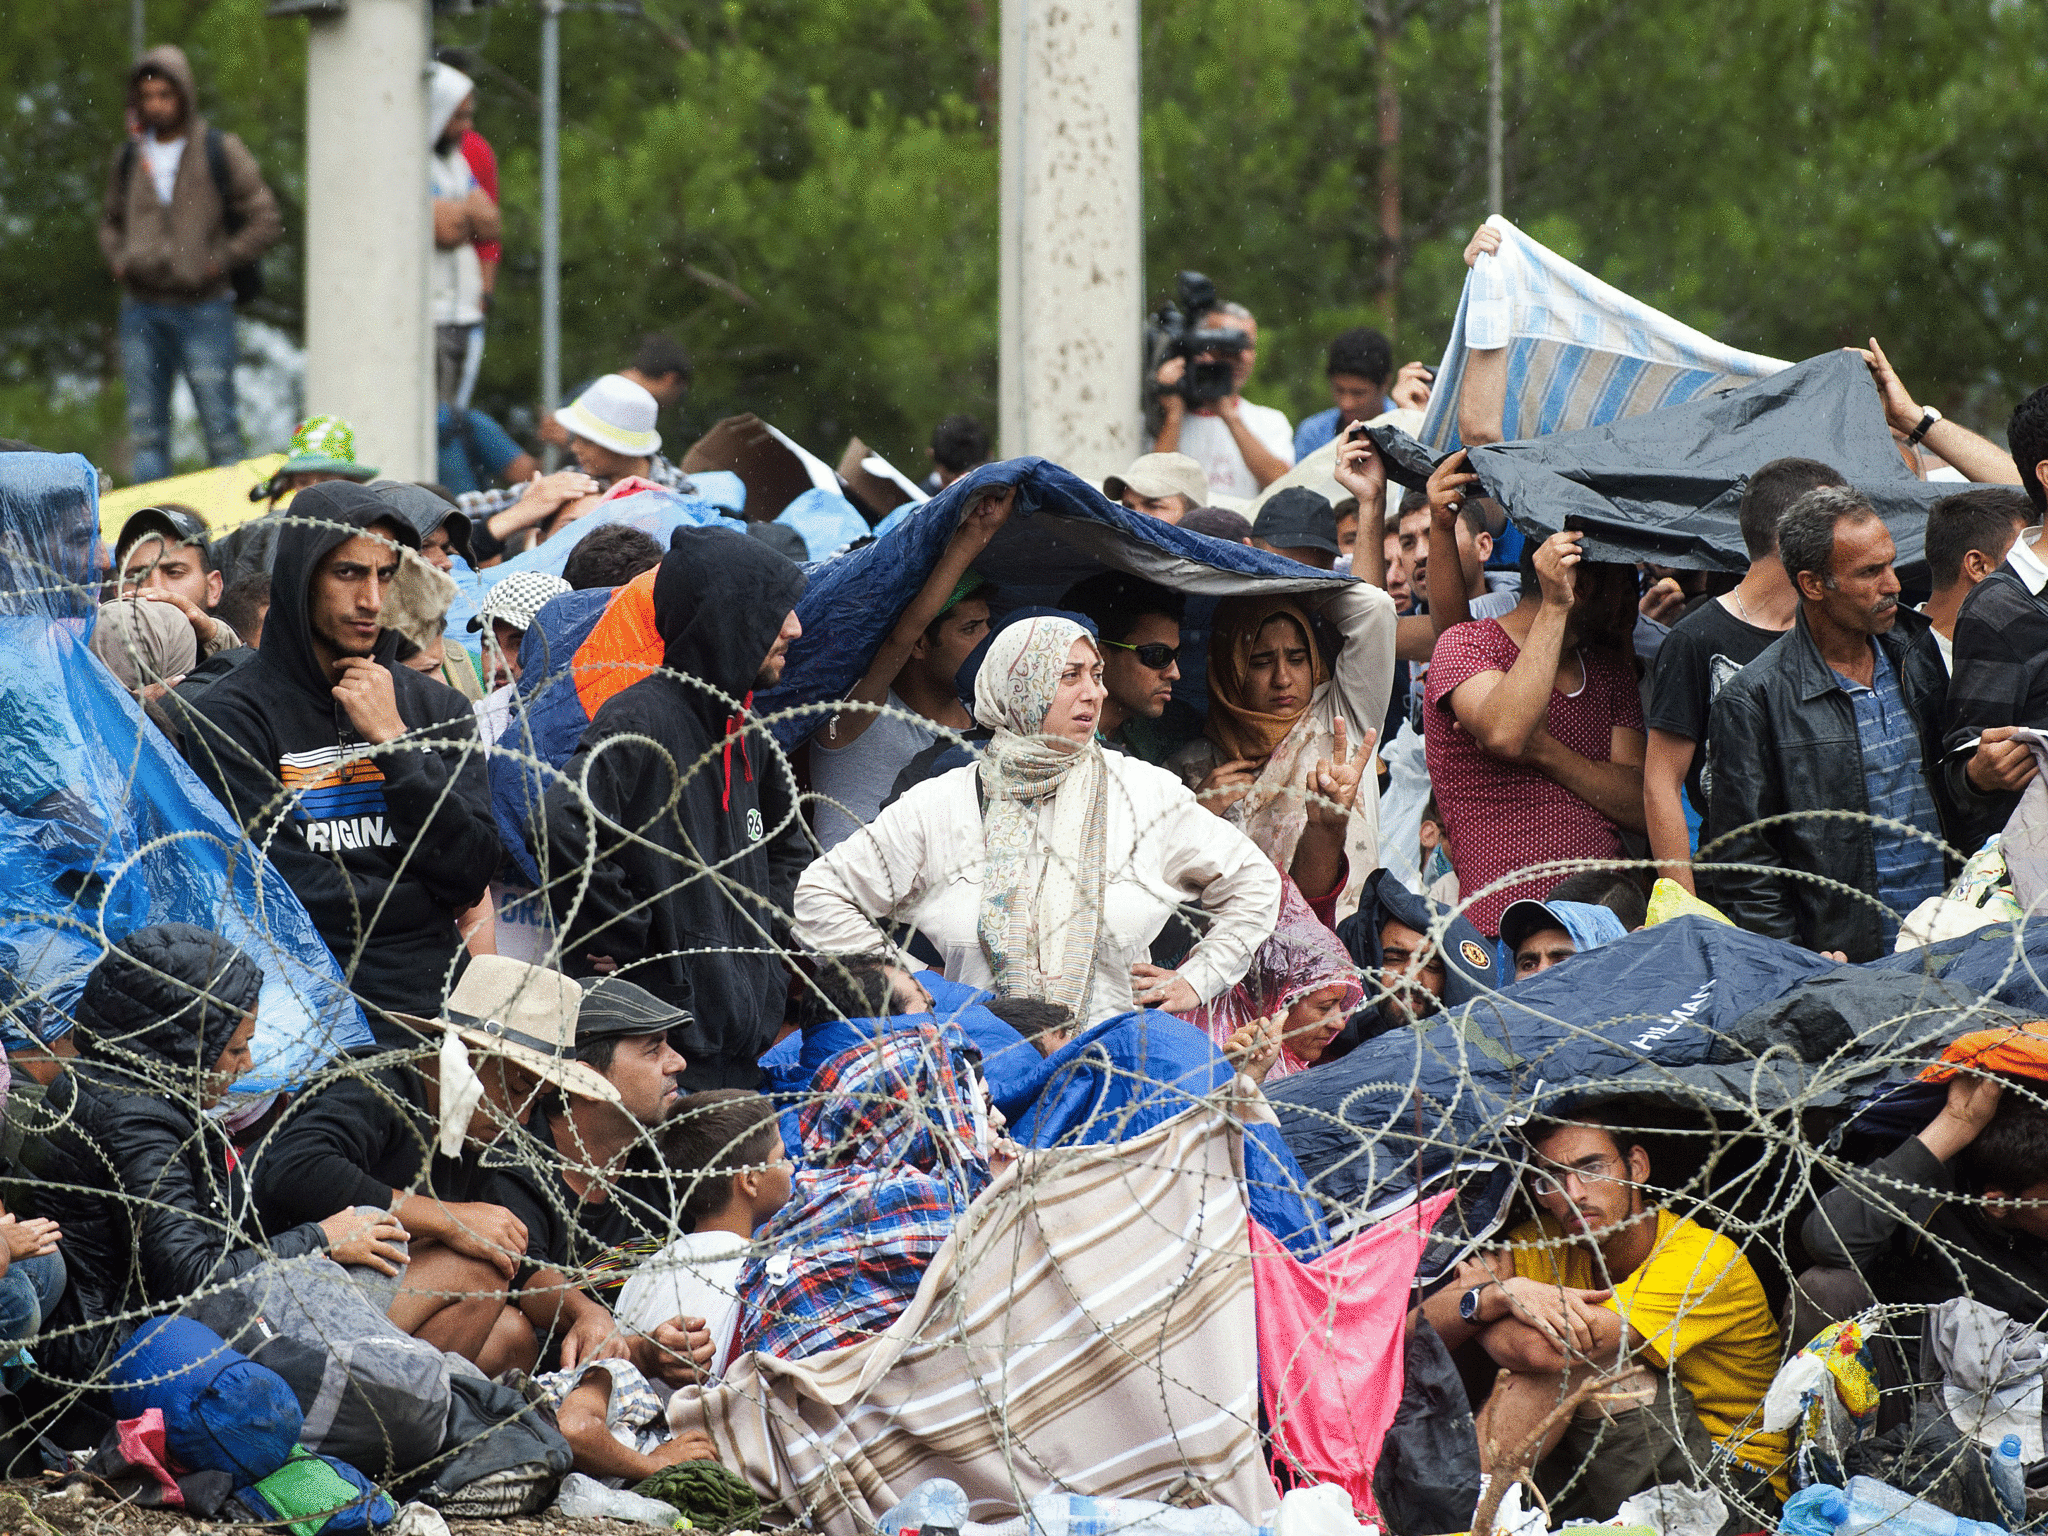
[
  {"x1": 1059, "y1": 571, "x2": 1200, "y2": 764},
  {"x1": 1336, "y1": 867, "x2": 1497, "y2": 1035},
  {"x1": 488, "y1": 976, "x2": 696, "y2": 1316},
  {"x1": 1421, "y1": 1116, "x2": 1787, "y2": 1520},
  {"x1": 1498, "y1": 897, "x2": 1627, "y2": 980},
  {"x1": 180, "y1": 483, "x2": 500, "y2": 1040},
  {"x1": 114, "y1": 504, "x2": 244, "y2": 661},
  {"x1": 254, "y1": 958, "x2": 698, "y2": 1382},
  {"x1": 1800, "y1": 1072, "x2": 2048, "y2": 1326}
]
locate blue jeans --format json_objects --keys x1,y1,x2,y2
[
  {"x1": 120, "y1": 294, "x2": 243, "y2": 482},
  {"x1": 0, "y1": 1251, "x2": 65, "y2": 1343}
]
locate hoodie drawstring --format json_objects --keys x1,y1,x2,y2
[{"x1": 721, "y1": 691, "x2": 756, "y2": 813}]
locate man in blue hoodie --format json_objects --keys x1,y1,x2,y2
[
  {"x1": 537, "y1": 526, "x2": 809, "y2": 1088},
  {"x1": 181, "y1": 482, "x2": 501, "y2": 1039}
]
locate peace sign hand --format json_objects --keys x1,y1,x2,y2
[{"x1": 1305, "y1": 716, "x2": 1378, "y2": 832}]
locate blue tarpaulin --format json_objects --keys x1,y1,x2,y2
[{"x1": 0, "y1": 454, "x2": 368, "y2": 1088}]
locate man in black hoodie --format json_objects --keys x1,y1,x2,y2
[
  {"x1": 181, "y1": 482, "x2": 501, "y2": 1038},
  {"x1": 537, "y1": 525, "x2": 808, "y2": 1088}
]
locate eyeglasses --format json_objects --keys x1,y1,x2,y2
[
  {"x1": 1103, "y1": 639, "x2": 1180, "y2": 670},
  {"x1": 1528, "y1": 1152, "x2": 1625, "y2": 1200}
]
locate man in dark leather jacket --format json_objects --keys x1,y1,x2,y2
[{"x1": 1701, "y1": 486, "x2": 1952, "y2": 961}]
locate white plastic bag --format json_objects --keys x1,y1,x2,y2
[
  {"x1": 1275, "y1": 1483, "x2": 1380, "y2": 1536},
  {"x1": 1614, "y1": 1483, "x2": 1730, "y2": 1536},
  {"x1": 553, "y1": 1470, "x2": 684, "y2": 1528}
]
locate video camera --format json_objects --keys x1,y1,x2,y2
[{"x1": 1146, "y1": 271, "x2": 1251, "y2": 409}]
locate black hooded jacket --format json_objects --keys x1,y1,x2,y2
[
  {"x1": 36, "y1": 925, "x2": 330, "y2": 1382},
  {"x1": 536, "y1": 527, "x2": 809, "y2": 1088},
  {"x1": 181, "y1": 483, "x2": 500, "y2": 1032}
]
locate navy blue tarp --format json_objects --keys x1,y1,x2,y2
[{"x1": 1263, "y1": 916, "x2": 1999, "y2": 1258}]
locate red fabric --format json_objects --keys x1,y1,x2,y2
[
  {"x1": 1252, "y1": 1192, "x2": 1453, "y2": 1515},
  {"x1": 1423, "y1": 620, "x2": 1643, "y2": 935},
  {"x1": 460, "y1": 129, "x2": 501, "y2": 264},
  {"x1": 116, "y1": 1408, "x2": 185, "y2": 1507}
]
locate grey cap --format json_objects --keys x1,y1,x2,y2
[
  {"x1": 575, "y1": 975, "x2": 693, "y2": 1048},
  {"x1": 1251, "y1": 487, "x2": 1340, "y2": 555}
]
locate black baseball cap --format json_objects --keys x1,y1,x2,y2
[
  {"x1": 116, "y1": 504, "x2": 211, "y2": 564},
  {"x1": 1251, "y1": 487, "x2": 1341, "y2": 556},
  {"x1": 575, "y1": 975, "x2": 693, "y2": 1049}
]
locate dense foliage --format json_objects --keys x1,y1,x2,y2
[{"x1": 4, "y1": 0, "x2": 2043, "y2": 480}]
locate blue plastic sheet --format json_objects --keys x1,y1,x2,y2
[{"x1": 0, "y1": 454, "x2": 368, "y2": 1088}]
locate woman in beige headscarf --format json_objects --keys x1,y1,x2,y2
[
  {"x1": 91, "y1": 595, "x2": 200, "y2": 746},
  {"x1": 794, "y1": 615, "x2": 1282, "y2": 1022},
  {"x1": 1170, "y1": 583, "x2": 1396, "y2": 921}
]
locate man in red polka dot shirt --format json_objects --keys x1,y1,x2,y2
[{"x1": 1422, "y1": 461, "x2": 1648, "y2": 936}]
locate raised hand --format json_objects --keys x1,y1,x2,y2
[{"x1": 1305, "y1": 717, "x2": 1379, "y2": 831}]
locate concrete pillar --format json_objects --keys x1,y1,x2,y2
[
  {"x1": 998, "y1": 0, "x2": 1143, "y2": 482},
  {"x1": 303, "y1": 0, "x2": 433, "y2": 480}
]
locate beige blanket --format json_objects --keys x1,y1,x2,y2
[{"x1": 668, "y1": 1085, "x2": 1277, "y2": 1534}]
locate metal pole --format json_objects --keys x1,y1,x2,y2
[
  {"x1": 539, "y1": 0, "x2": 562, "y2": 467},
  {"x1": 131, "y1": 0, "x2": 145, "y2": 57},
  {"x1": 1486, "y1": 0, "x2": 1503, "y2": 214}
]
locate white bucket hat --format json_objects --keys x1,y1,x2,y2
[{"x1": 558, "y1": 374, "x2": 662, "y2": 459}]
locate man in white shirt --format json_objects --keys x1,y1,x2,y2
[
  {"x1": 1151, "y1": 301, "x2": 1294, "y2": 500},
  {"x1": 429, "y1": 64, "x2": 499, "y2": 405}
]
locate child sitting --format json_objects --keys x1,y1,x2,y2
[{"x1": 615, "y1": 1091, "x2": 792, "y2": 1377}]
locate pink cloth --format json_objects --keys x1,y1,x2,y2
[
  {"x1": 1423, "y1": 619, "x2": 1643, "y2": 935},
  {"x1": 1189, "y1": 875, "x2": 1362, "y2": 1082},
  {"x1": 1251, "y1": 1192, "x2": 1454, "y2": 1514},
  {"x1": 461, "y1": 129, "x2": 501, "y2": 264},
  {"x1": 116, "y1": 1407, "x2": 184, "y2": 1507}
]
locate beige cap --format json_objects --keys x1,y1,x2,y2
[{"x1": 1103, "y1": 452, "x2": 1207, "y2": 510}]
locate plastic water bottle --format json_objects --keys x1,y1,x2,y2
[
  {"x1": 1839, "y1": 1476, "x2": 2010, "y2": 1536},
  {"x1": 878, "y1": 1478, "x2": 971, "y2": 1536},
  {"x1": 1992, "y1": 1436, "x2": 2028, "y2": 1530}
]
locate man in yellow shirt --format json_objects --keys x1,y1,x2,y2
[{"x1": 1420, "y1": 1117, "x2": 1787, "y2": 1521}]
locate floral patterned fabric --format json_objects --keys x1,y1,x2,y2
[{"x1": 971, "y1": 616, "x2": 1109, "y2": 1019}]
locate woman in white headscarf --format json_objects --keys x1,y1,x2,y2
[{"x1": 793, "y1": 615, "x2": 1283, "y2": 1024}]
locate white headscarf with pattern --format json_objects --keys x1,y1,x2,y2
[{"x1": 972, "y1": 617, "x2": 1109, "y2": 1018}]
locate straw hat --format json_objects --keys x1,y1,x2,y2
[{"x1": 397, "y1": 956, "x2": 621, "y2": 1106}]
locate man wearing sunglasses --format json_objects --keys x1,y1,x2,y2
[
  {"x1": 1060, "y1": 572, "x2": 1201, "y2": 764},
  {"x1": 1419, "y1": 1115, "x2": 1787, "y2": 1521}
]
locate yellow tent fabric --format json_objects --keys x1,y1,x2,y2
[{"x1": 98, "y1": 454, "x2": 290, "y2": 544}]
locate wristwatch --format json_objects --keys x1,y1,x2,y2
[
  {"x1": 1905, "y1": 406, "x2": 1943, "y2": 448},
  {"x1": 1458, "y1": 1285, "x2": 1488, "y2": 1324}
]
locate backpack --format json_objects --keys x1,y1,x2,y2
[
  {"x1": 117, "y1": 127, "x2": 265, "y2": 305},
  {"x1": 180, "y1": 1256, "x2": 460, "y2": 1483},
  {"x1": 108, "y1": 1317, "x2": 302, "y2": 1484}
]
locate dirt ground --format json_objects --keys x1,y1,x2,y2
[{"x1": 0, "y1": 1478, "x2": 760, "y2": 1535}]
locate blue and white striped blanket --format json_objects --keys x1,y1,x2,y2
[{"x1": 1418, "y1": 215, "x2": 1788, "y2": 450}]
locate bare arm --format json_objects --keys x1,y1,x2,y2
[
  {"x1": 1530, "y1": 724, "x2": 1648, "y2": 834},
  {"x1": 464, "y1": 185, "x2": 502, "y2": 243},
  {"x1": 1862, "y1": 339, "x2": 2020, "y2": 484},
  {"x1": 1455, "y1": 224, "x2": 1509, "y2": 447},
  {"x1": 1151, "y1": 358, "x2": 1186, "y2": 453},
  {"x1": 1426, "y1": 450, "x2": 1481, "y2": 635},
  {"x1": 1448, "y1": 538, "x2": 1579, "y2": 761},
  {"x1": 828, "y1": 490, "x2": 1012, "y2": 748},
  {"x1": 432, "y1": 199, "x2": 472, "y2": 249},
  {"x1": 1642, "y1": 727, "x2": 1699, "y2": 890},
  {"x1": 1484, "y1": 1296, "x2": 1640, "y2": 1374},
  {"x1": 1335, "y1": 431, "x2": 1435, "y2": 661},
  {"x1": 1217, "y1": 398, "x2": 1290, "y2": 489}
]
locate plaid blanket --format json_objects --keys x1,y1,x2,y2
[
  {"x1": 669, "y1": 1083, "x2": 1279, "y2": 1535},
  {"x1": 1419, "y1": 215, "x2": 1787, "y2": 451}
]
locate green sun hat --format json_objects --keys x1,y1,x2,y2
[{"x1": 277, "y1": 415, "x2": 378, "y2": 480}]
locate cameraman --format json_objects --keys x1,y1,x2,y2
[{"x1": 1152, "y1": 301, "x2": 1294, "y2": 500}]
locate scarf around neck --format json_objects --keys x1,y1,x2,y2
[{"x1": 971, "y1": 616, "x2": 1110, "y2": 1019}]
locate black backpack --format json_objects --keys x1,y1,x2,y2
[{"x1": 117, "y1": 127, "x2": 265, "y2": 306}]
